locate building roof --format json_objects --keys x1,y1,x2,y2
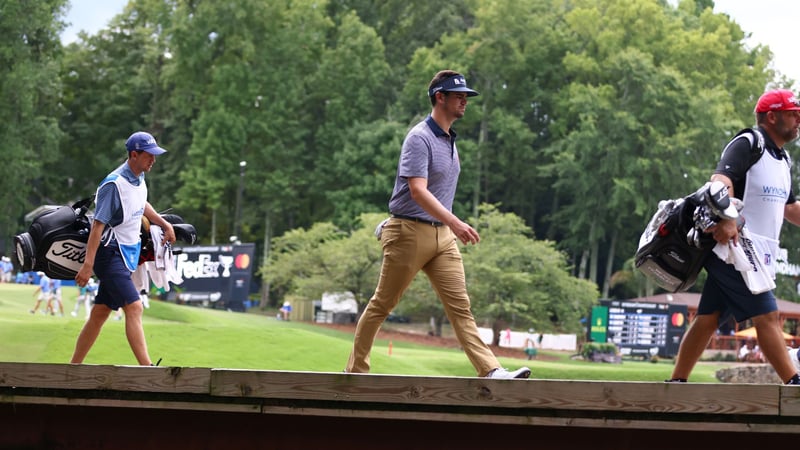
[{"x1": 631, "y1": 292, "x2": 800, "y2": 318}]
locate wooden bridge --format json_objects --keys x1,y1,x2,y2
[{"x1": 1, "y1": 361, "x2": 799, "y2": 449}]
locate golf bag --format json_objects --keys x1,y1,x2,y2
[
  {"x1": 634, "y1": 181, "x2": 740, "y2": 292},
  {"x1": 138, "y1": 213, "x2": 197, "y2": 265},
  {"x1": 14, "y1": 198, "x2": 197, "y2": 280},
  {"x1": 14, "y1": 197, "x2": 95, "y2": 280}
]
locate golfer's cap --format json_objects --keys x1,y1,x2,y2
[
  {"x1": 755, "y1": 89, "x2": 800, "y2": 113},
  {"x1": 428, "y1": 74, "x2": 479, "y2": 97},
  {"x1": 125, "y1": 131, "x2": 167, "y2": 155}
]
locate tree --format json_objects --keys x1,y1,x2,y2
[
  {"x1": 462, "y1": 204, "x2": 598, "y2": 342},
  {"x1": 0, "y1": 0, "x2": 67, "y2": 252},
  {"x1": 57, "y1": 0, "x2": 177, "y2": 206},
  {"x1": 326, "y1": 120, "x2": 407, "y2": 227},
  {"x1": 261, "y1": 213, "x2": 385, "y2": 306},
  {"x1": 539, "y1": 0, "x2": 773, "y2": 295},
  {"x1": 307, "y1": 11, "x2": 395, "y2": 227}
]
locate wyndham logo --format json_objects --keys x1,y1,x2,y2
[{"x1": 762, "y1": 185, "x2": 788, "y2": 198}]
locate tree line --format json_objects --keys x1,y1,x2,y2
[{"x1": 3, "y1": 0, "x2": 799, "y2": 330}]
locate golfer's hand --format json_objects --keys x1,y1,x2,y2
[{"x1": 450, "y1": 219, "x2": 480, "y2": 245}]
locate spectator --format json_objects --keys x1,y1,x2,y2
[
  {"x1": 280, "y1": 301, "x2": 292, "y2": 321},
  {"x1": 524, "y1": 329, "x2": 539, "y2": 360},
  {"x1": 738, "y1": 338, "x2": 765, "y2": 363},
  {"x1": 30, "y1": 272, "x2": 52, "y2": 314},
  {"x1": 49, "y1": 278, "x2": 64, "y2": 316},
  {"x1": 72, "y1": 277, "x2": 96, "y2": 319}
]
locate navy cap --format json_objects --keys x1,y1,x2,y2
[
  {"x1": 125, "y1": 131, "x2": 167, "y2": 155},
  {"x1": 428, "y1": 75, "x2": 479, "y2": 97}
]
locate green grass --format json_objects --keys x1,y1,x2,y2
[{"x1": 0, "y1": 283, "x2": 728, "y2": 382}]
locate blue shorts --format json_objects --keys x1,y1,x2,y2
[
  {"x1": 698, "y1": 254, "x2": 777, "y2": 323},
  {"x1": 93, "y1": 243, "x2": 140, "y2": 311}
]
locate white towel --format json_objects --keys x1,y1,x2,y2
[
  {"x1": 712, "y1": 225, "x2": 775, "y2": 294},
  {"x1": 131, "y1": 264, "x2": 149, "y2": 292},
  {"x1": 143, "y1": 224, "x2": 184, "y2": 291},
  {"x1": 150, "y1": 225, "x2": 166, "y2": 270}
]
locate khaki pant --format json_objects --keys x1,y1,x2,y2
[{"x1": 346, "y1": 218, "x2": 500, "y2": 376}]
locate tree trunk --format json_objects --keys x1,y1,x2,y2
[
  {"x1": 602, "y1": 230, "x2": 617, "y2": 298},
  {"x1": 211, "y1": 208, "x2": 217, "y2": 245},
  {"x1": 588, "y1": 222, "x2": 598, "y2": 286},
  {"x1": 259, "y1": 211, "x2": 272, "y2": 309},
  {"x1": 578, "y1": 249, "x2": 588, "y2": 279},
  {"x1": 473, "y1": 82, "x2": 490, "y2": 219}
]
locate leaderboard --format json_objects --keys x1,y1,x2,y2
[
  {"x1": 591, "y1": 300, "x2": 687, "y2": 358},
  {"x1": 607, "y1": 302, "x2": 669, "y2": 347}
]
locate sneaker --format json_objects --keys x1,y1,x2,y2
[
  {"x1": 789, "y1": 348, "x2": 800, "y2": 373},
  {"x1": 70, "y1": 311, "x2": 77, "y2": 317},
  {"x1": 486, "y1": 367, "x2": 531, "y2": 379}
]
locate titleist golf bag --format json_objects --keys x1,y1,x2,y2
[
  {"x1": 14, "y1": 197, "x2": 197, "y2": 280},
  {"x1": 634, "y1": 181, "x2": 741, "y2": 292},
  {"x1": 14, "y1": 197, "x2": 95, "y2": 280}
]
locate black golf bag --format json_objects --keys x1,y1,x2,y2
[
  {"x1": 14, "y1": 197, "x2": 95, "y2": 280},
  {"x1": 634, "y1": 181, "x2": 740, "y2": 293},
  {"x1": 138, "y1": 213, "x2": 198, "y2": 265},
  {"x1": 14, "y1": 197, "x2": 197, "y2": 280}
]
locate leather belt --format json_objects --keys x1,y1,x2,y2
[{"x1": 391, "y1": 214, "x2": 444, "y2": 227}]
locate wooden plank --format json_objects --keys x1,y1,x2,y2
[
  {"x1": 210, "y1": 370, "x2": 779, "y2": 415},
  {"x1": 0, "y1": 362, "x2": 211, "y2": 394},
  {"x1": 254, "y1": 404, "x2": 800, "y2": 433},
  {"x1": 1, "y1": 393, "x2": 261, "y2": 414},
  {"x1": 779, "y1": 385, "x2": 800, "y2": 416},
  {"x1": 0, "y1": 362, "x2": 791, "y2": 435}
]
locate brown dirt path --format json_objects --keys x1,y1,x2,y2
[{"x1": 314, "y1": 322, "x2": 557, "y2": 360}]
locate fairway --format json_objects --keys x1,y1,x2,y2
[{"x1": 0, "y1": 283, "x2": 728, "y2": 381}]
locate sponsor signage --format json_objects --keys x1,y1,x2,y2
[{"x1": 173, "y1": 243, "x2": 255, "y2": 311}]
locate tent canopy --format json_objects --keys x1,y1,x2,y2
[{"x1": 733, "y1": 326, "x2": 795, "y2": 340}]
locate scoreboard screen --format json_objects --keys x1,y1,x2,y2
[{"x1": 590, "y1": 300, "x2": 687, "y2": 358}]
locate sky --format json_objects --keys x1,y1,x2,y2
[{"x1": 60, "y1": 0, "x2": 800, "y2": 87}]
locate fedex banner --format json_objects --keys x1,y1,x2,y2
[{"x1": 172, "y1": 243, "x2": 255, "y2": 311}]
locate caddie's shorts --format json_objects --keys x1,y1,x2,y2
[
  {"x1": 698, "y1": 254, "x2": 777, "y2": 323},
  {"x1": 93, "y1": 243, "x2": 140, "y2": 311}
]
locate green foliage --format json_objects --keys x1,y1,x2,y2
[
  {"x1": 580, "y1": 342, "x2": 619, "y2": 359},
  {"x1": 463, "y1": 205, "x2": 599, "y2": 335},
  {"x1": 262, "y1": 213, "x2": 385, "y2": 305},
  {"x1": 0, "y1": 0, "x2": 66, "y2": 238},
  {"x1": 262, "y1": 204, "x2": 598, "y2": 334}
]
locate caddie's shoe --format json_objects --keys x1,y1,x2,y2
[
  {"x1": 789, "y1": 348, "x2": 800, "y2": 373},
  {"x1": 486, "y1": 367, "x2": 531, "y2": 379},
  {"x1": 664, "y1": 378, "x2": 687, "y2": 383}
]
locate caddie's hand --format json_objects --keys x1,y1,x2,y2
[
  {"x1": 708, "y1": 218, "x2": 738, "y2": 246},
  {"x1": 75, "y1": 264, "x2": 92, "y2": 287},
  {"x1": 160, "y1": 220, "x2": 176, "y2": 245}
]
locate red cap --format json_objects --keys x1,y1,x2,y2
[{"x1": 755, "y1": 89, "x2": 800, "y2": 113}]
